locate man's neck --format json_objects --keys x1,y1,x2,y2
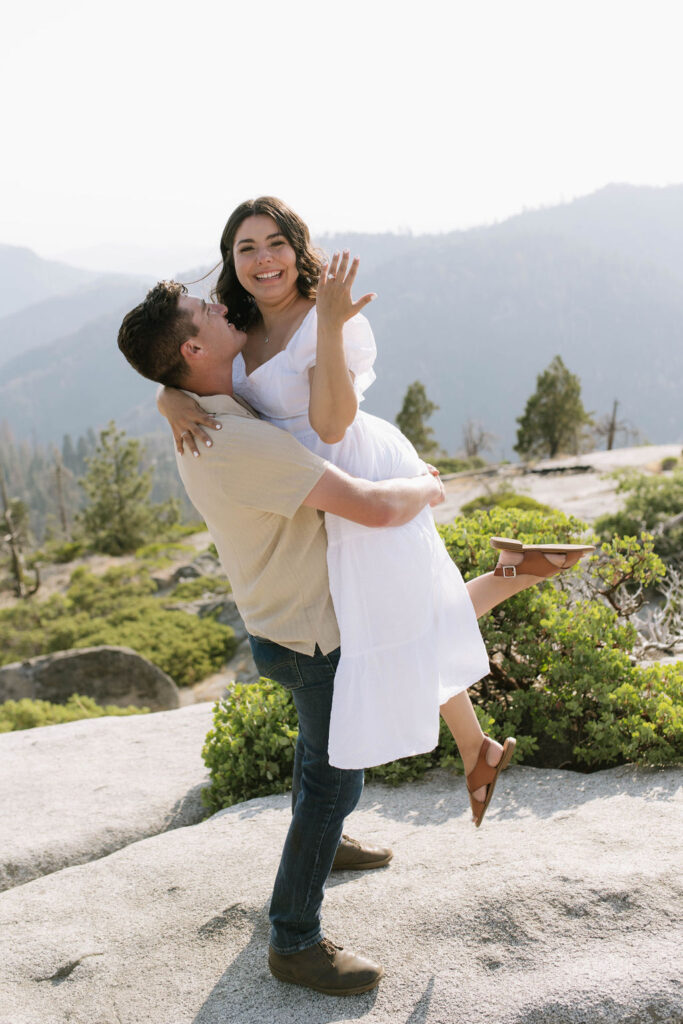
[{"x1": 185, "y1": 358, "x2": 235, "y2": 398}]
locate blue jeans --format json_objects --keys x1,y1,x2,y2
[{"x1": 248, "y1": 635, "x2": 365, "y2": 954}]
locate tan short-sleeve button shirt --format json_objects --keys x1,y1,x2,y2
[{"x1": 175, "y1": 392, "x2": 340, "y2": 656}]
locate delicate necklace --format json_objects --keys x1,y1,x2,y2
[{"x1": 264, "y1": 335, "x2": 269, "y2": 344}]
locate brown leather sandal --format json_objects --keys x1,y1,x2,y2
[
  {"x1": 490, "y1": 536, "x2": 595, "y2": 579},
  {"x1": 467, "y1": 735, "x2": 516, "y2": 828}
]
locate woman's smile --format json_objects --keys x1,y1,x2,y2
[{"x1": 254, "y1": 270, "x2": 284, "y2": 281}]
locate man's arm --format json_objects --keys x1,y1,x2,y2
[{"x1": 303, "y1": 464, "x2": 444, "y2": 527}]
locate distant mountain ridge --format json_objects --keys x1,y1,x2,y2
[
  {"x1": 1, "y1": 184, "x2": 682, "y2": 451},
  {"x1": 485, "y1": 183, "x2": 683, "y2": 280},
  {"x1": 0, "y1": 245, "x2": 99, "y2": 320},
  {"x1": 0, "y1": 275, "x2": 151, "y2": 370}
]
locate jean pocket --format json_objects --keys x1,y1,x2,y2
[{"x1": 249, "y1": 636, "x2": 303, "y2": 691}]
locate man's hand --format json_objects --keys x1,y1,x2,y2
[
  {"x1": 304, "y1": 464, "x2": 444, "y2": 527},
  {"x1": 316, "y1": 250, "x2": 376, "y2": 333}
]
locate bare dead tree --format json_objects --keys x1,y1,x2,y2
[
  {"x1": 53, "y1": 449, "x2": 71, "y2": 537},
  {"x1": 0, "y1": 464, "x2": 39, "y2": 598},
  {"x1": 561, "y1": 547, "x2": 683, "y2": 658},
  {"x1": 635, "y1": 564, "x2": 683, "y2": 656},
  {"x1": 461, "y1": 418, "x2": 497, "y2": 459},
  {"x1": 593, "y1": 400, "x2": 638, "y2": 451}
]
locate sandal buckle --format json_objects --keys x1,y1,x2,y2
[{"x1": 502, "y1": 565, "x2": 517, "y2": 578}]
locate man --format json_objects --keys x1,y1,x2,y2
[{"x1": 117, "y1": 281, "x2": 444, "y2": 996}]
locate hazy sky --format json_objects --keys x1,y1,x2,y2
[{"x1": 4, "y1": 0, "x2": 683, "y2": 274}]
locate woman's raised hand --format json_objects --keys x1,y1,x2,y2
[
  {"x1": 316, "y1": 250, "x2": 376, "y2": 328},
  {"x1": 156, "y1": 386, "x2": 222, "y2": 457}
]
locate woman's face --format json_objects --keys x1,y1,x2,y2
[{"x1": 232, "y1": 214, "x2": 299, "y2": 305}]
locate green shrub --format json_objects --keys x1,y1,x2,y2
[
  {"x1": 432, "y1": 456, "x2": 487, "y2": 475},
  {"x1": 660, "y1": 457, "x2": 679, "y2": 472},
  {"x1": 163, "y1": 520, "x2": 207, "y2": 538},
  {"x1": 461, "y1": 487, "x2": 552, "y2": 515},
  {"x1": 0, "y1": 694, "x2": 148, "y2": 733},
  {"x1": 73, "y1": 601, "x2": 232, "y2": 685},
  {"x1": 0, "y1": 565, "x2": 236, "y2": 685},
  {"x1": 202, "y1": 680, "x2": 299, "y2": 812},
  {"x1": 50, "y1": 540, "x2": 87, "y2": 563},
  {"x1": 595, "y1": 466, "x2": 683, "y2": 564},
  {"x1": 135, "y1": 541, "x2": 195, "y2": 568},
  {"x1": 170, "y1": 576, "x2": 231, "y2": 601},
  {"x1": 201, "y1": 507, "x2": 682, "y2": 813}
]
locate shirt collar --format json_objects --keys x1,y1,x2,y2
[{"x1": 180, "y1": 390, "x2": 259, "y2": 418}]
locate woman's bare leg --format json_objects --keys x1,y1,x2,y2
[
  {"x1": 465, "y1": 550, "x2": 566, "y2": 618},
  {"x1": 440, "y1": 690, "x2": 504, "y2": 808},
  {"x1": 439, "y1": 550, "x2": 566, "y2": 810}
]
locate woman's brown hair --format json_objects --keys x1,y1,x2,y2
[{"x1": 213, "y1": 196, "x2": 324, "y2": 330}]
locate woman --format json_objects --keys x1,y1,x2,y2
[{"x1": 158, "y1": 197, "x2": 593, "y2": 826}]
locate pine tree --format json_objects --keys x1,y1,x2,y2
[
  {"x1": 514, "y1": 356, "x2": 593, "y2": 459},
  {"x1": 396, "y1": 380, "x2": 441, "y2": 458},
  {"x1": 77, "y1": 422, "x2": 157, "y2": 555}
]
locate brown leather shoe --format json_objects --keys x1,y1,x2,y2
[
  {"x1": 268, "y1": 938, "x2": 384, "y2": 995},
  {"x1": 331, "y1": 834, "x2": 393, "y2": 871}
]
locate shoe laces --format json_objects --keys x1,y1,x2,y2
[{"x1": 319, "y1": 938, "x2": 343, "y2": 959}]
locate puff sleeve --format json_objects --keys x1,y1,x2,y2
[
  {"x1": 289, "y1": 310, "x2": 377, "y2": 401},
  {"x1": 342, "y1": 314, "x2": 377, "y2": 400}
]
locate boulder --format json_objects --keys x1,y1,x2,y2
[
  {"x1": 0, "y1": 645, "x2": 180, "y2": 711},
  {"x1": 191, "y1": 551, "x2": 223, "y2": 576},
  {"x1": 0, "y1": 765, "x2": 680, "y2": 1024},
  {"x1": 199, "y1": 596, "x2": 260, "y2": 682},
  {"x1": 0, "y1": 703, "x2": 213, "y2": 892},
  {"x1": 171, "y1": 563, "x2": 201, "y2": 583},
  {"x1": 199, "y1": 594, "x2": 248, "y2": 643}
]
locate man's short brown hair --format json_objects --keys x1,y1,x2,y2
[{"x1": 117, "y1": 280, "x2": 198, "y2": 386}]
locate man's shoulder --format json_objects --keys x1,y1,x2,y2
[{"x1": 178, "y1": 411, "x2": 327, "y2": 478}]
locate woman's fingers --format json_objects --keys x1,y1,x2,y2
[
  {"x1": 197, "y1": 413, "x2": 222, "y2": 432},
  {"x1": 177, "y1": 430, "x2": 201, "y2": 458},
  {"x1": 319, "y1": 251, "x2": 377, "y2": 320},
  {"x1": 343, "y1": 254, "x2": 359, "y2": 288},
  {"x1": 176, "y1": 424, "x2": 216, "y2": 457},
  {"x1": 193, "y1": 424, "x2": 215, "y2": 449},
  {"x1": 351, "y1": 291, "x2": 377, "y2": 313},
  {"x1": 337, "y1": 249, "x2": 350, "y2": 281}
]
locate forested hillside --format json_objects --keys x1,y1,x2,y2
[
  {"x1": 1, "y1": 184, "x2": 682, "y2": 453},
  {"x1": 0, "y1": 422, "x2": 192, "y2": 543}
]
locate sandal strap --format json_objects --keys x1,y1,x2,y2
[
  {"x1": 469, "y1": 794, "x2": 486, "y2": 819},
  {"x1": 466, "y1": 737, "x2": 497, "y2": 793},
  {"x1": 493, "y1": 550, "x2": 581, "y2": 579}
]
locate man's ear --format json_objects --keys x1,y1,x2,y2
[{"x1": 180, "y1": 338, "x2": 203, "y2": 360}]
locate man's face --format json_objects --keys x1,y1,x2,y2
[{"x1": 178, "y1": 295, "x2": 247, "y2": 358}]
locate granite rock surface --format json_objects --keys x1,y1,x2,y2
[
  {"x1": 0, "y1": 703, "x2": 212, "y2": 891},
  {"x1": 1, "y1": 764, "x2": 680, "y2": 1024}
]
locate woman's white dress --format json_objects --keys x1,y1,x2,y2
[{"x1": 233, "y1": 308, "x2": 489, "y2": 769}]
